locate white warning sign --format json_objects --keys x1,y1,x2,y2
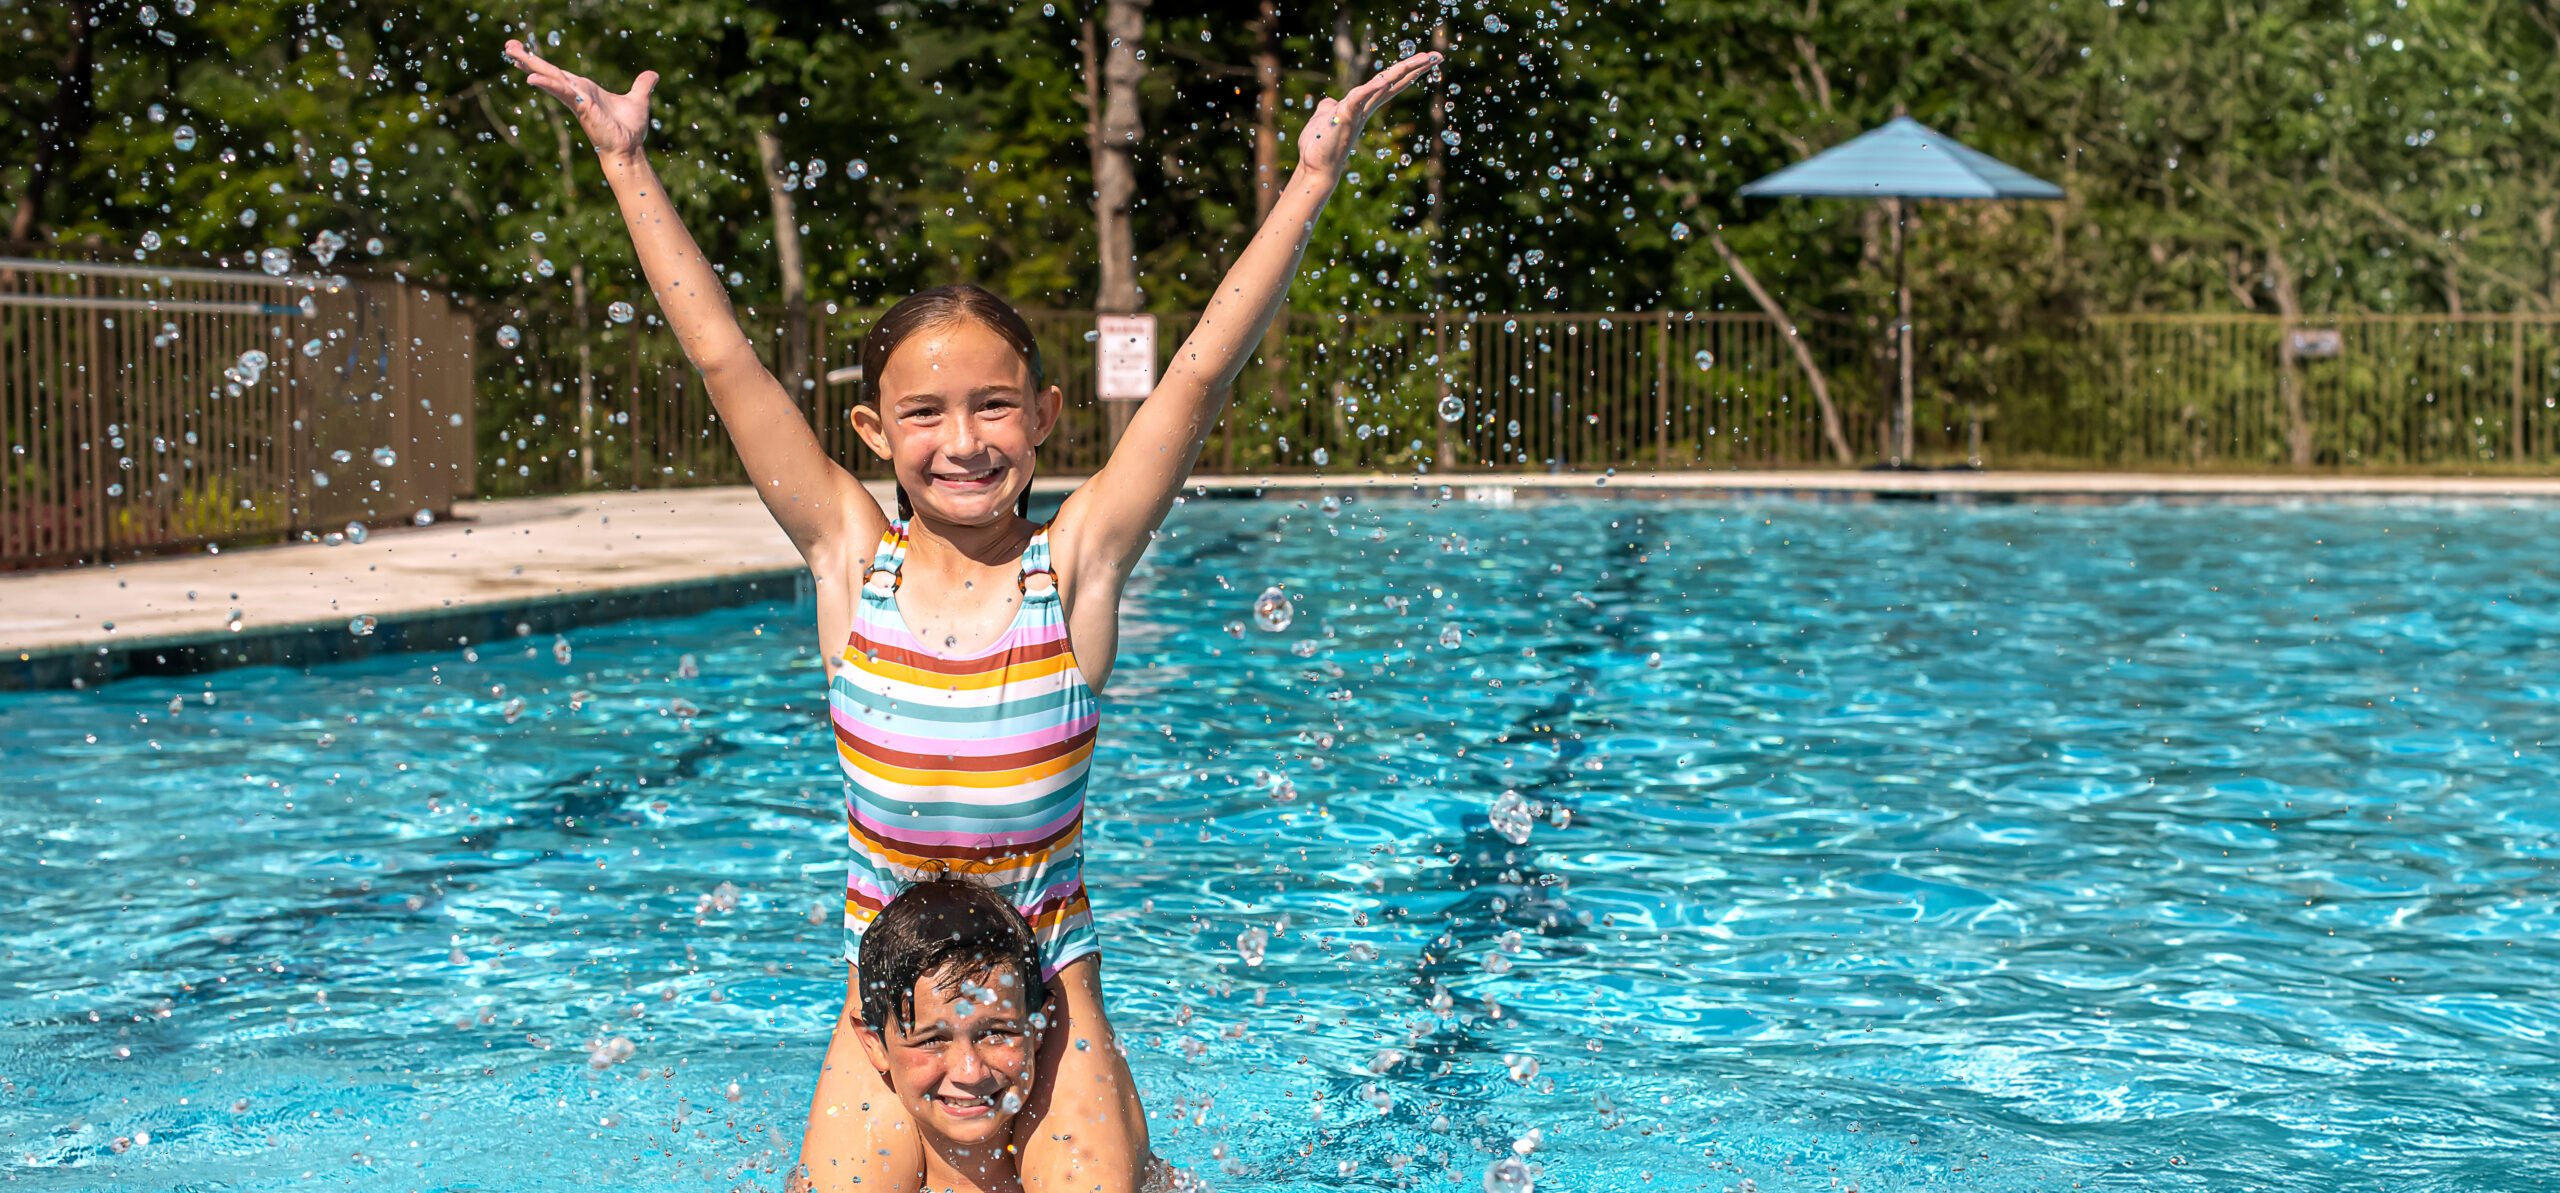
[{"x1": 1097, "y1": 314, "x2": 1157, "y2": 400}]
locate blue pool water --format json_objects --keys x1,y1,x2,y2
[{"x1": 4, "y1": 496, "x2": 2558, "y2": 1191}]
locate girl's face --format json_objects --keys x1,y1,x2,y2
[
  {"x1": 857, "y1": 964, "x2": 1042, "y2": 1147},
  {"x1": 854, "y1": 319, "x2": 1060, "y2": 527}
]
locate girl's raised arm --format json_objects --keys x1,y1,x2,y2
[
  {"x1": 503, "y1": 41, "x2": 883, "y2": 562},
  {"x1": 1054, "y1": 51, "x2": 1441, "y2": 578}
]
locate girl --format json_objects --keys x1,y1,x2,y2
[{"x1": 503, "y1": 33, "x2": 1438, "y2": 1193}]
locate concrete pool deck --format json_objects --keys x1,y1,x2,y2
[{"x1": 8, "y1": 469, "x2": 2560, "y2": 688}]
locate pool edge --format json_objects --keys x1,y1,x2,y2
[{"x1": 3, "y1": 568, "x2": 806, "y2": 692}]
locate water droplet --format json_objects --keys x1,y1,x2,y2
[
  {"x1": 847, "y1": 159, "x2": 869, "y2": 180},
  {"x1": 226, "y1": 610, "x2": 243, "y2": 632},
  {"x1": 300, "y1": 337, "x2": 324, "y2": 358},
  {"x1": 1484, "y1": 1155, "x2": 1536, "y2": 1193},
  {"x1": 1319, "y1": 495, "x2": 1342, "y2": 517},
  {"x1": 1488, "y1": 789, "x2": 1533, "y2": 845},
  {"x1": 1438, "y1": 624, "x2": 1463, "y2": 649},
  {"x1": 586, "y1": 1036, "x2": 635, "y2": 1068},
  {"x1": 364, "y1": 237, "x2": 384, "y2": 255},
  {"x1": 1670, "y1": 222, "x2": 1691, "y2": 242},
  {"x1": 348, "y1": 615, "x2": 376, "y2": 636},
  {"x1": 677, "y1": 653, "x2": 700, "y2": 679},
  {"x1": 1645, "y1": 651, "x2": 1663, "y2": 668},
  {"x1": 1438, "y1": 394, "x2": 1465, "y2": 422},
  {"x1": 331, "y1": 449, "x2": 354, "y2": 464},
  {"x1": 552, "y1": 636, "x2": 572, "y2": 665},
  {"x1": 172, "y1": 125, "x2": 196, "y2": 151},
  {"x1": 412, "y1": 508, "x2": 435, "y2": 527},
  {"x1": 372, "y1": 447, "x2": 397, "y2": 466},
  {"x1": 495, "y1": 325, "x2": 521, "y2": 349},
  {"x1": 999, "y1": 1090, "x2": 1023, "y2": 1113},
  {"x1": 1310, "y1": 447, "x2": 1331, "y2": 466},
  {"x1": 310, "y1": 228, "x2": 345, "y2": 265},
  {"x1": 607, "y1": 301, "x2": 635, "y2": 324},
  {"x1": 1234, "y1": 926, "x2": 1269, "y2": 966},
  {"x1": 140, "y1": 230, "x2": 162, "y2": 250},
  {"x1": 343, "y1": 522, "x2": 367, "y2": 545},
  {"x1": 258, "y1": 248, "x2": 291, "y2": 276},
  {"x1": 1290, "y1": 639, "x2": 1319, "y2": 658},
  {"x1": 1441, "y1": 129, "x2": 1461, "y2": 147},
  {"x1": 1251, "y1": 586, "x2": 1292, "y2": 633},
  {"x1": 174, "y1": 0, "x2": 193, "y2": 13},
  {"x1": 101, "y1": 621, "x2": 116, "y2": 633},
  {"x1": 330, "y1": 156, "x2": 350, "y2": 178},
  {"x1": 501, "y1": 696, "x2": 526, "y2": 724},
  {"x1": 1693, "y1": 349, "x2": 1716, "y2": 371}
]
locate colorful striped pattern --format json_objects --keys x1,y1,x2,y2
[{"x1": 827, "y1": 521, "x2": 1101, "y2": 978}]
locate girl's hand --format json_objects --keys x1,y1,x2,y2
[
  {"x1": 503, "y1": 39, "x2": 659, "y2": 163},
  {"x1": 1292, "y1": 50, "x2": 1442, "y2": 183}
]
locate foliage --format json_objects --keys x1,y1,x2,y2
[{"x1": 8, "y1": 0, "x2": 2558, "y2": 481}]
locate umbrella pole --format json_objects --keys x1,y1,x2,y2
[{"x1": 1894, "y1": 200, "x2": 1914, "y2": 465}]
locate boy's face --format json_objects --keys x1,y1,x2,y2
[{"x1": 858, "y1": 963, "x2": 1041, "y2": 1146}]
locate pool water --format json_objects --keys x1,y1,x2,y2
[{"x1": 4, "y1": 496, "x2": 2557, "y2": 1191}]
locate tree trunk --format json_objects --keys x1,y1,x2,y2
[
  {"x1": 2266, "y1": 245, "x2": 2313, "y2": 467},
  {"x1": 753, "y1": 127, "x2": 810, "y2": 414},
  {"x1": 1429, "y1": 20, "x2": 1452, "y2": 468},
  {"x1": 1250, "y1": 0, "x2": 1285, "y2": 465},
  {"x1": 1710, "y1": 231, "x2": 1856, "y2": 465},
  {"x1": 10, "y1": 0, "x2": 96, "y2": 243},
  {"x1": 1096, "y1": 0, "x2": 1148, "y2": 445},
  {"x1": 1332, "y1": 8, "x2": 1369, "y2": 91},
  {"x1": 1096, "y1": 0, "x2": 1147, "y2": 314},
  {"x1": 554, "y1": 119, "x2": 597, "y2": 487},
  {"x1": 1251, "y1": 0, "x2": 1282, "y2": 224},
  {"x1": 1325, "y1": 9, "x2": 1366, "y2": 451}
]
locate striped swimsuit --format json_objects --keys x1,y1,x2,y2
[{"x1": 827, "y1": 520, "x2": 1101, "y2": 978}]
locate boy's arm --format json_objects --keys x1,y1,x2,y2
[
  {"x1": 1055, "y1": 51, "x2": 1441, "y2": 579},
  {"x1": 505, "y1": 41, "x2": 883, "y2": 562}
]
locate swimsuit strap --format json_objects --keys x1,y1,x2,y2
[
  {"x1": 1018, "y1": 522, "x2": 1057, "y2": 597},
  {"x1": 861, "y1": 521, "x2": 909, "y2": 595},
  {"x1": 866, "y1": 520, "x2": 1054, "y2": 597}
]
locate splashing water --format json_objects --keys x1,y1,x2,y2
[
  {"x1": 309, "y1": 229, "x2": 345, "y2": 266},
  {"x1": 1251, "y1": 586, "x2": 1292, "y2": 633},
  {"x1": 258, "y1": 248, "x2": 291, "y2": 277},
  {"x1": 1486, "y1": 790, "x2": 1533, "y2": 846}
]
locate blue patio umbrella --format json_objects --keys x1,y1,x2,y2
[{"x1": 1737, "y1": 116, "x2": 2064, "y2": 464}]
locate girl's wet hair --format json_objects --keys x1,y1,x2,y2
[
  {"x1": 860, "y1": 285, "x2": 1044, "y2": 520},
  {"x1": 857, "y1": 873, "x2": 1047, "y2": 1033}
]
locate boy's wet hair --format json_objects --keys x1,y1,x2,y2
[
  {"x1": 860, "y1": 284, "x2": 1045, "y2": 520},
  {"x1": 857, "y1": 874, "x2": 1047, "y2": 1032}
]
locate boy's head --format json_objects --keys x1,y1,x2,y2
[
  {"x1": 851, "y1": 285, "x2": 1059, "y2": 526},
  {"x1": 854, "y1": 876, "x2": 1049, "y2": 1145}
]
